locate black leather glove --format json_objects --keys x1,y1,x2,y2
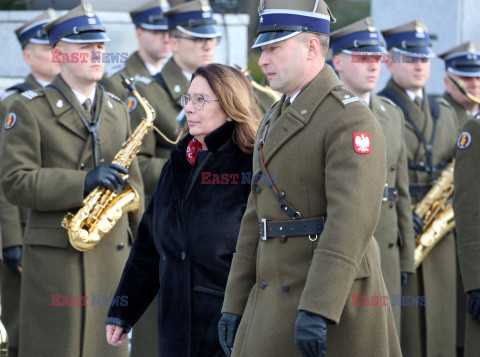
[
  {"x1": 218, "y1": 312, "x2": 241, "y2": 356},
  {"x1": 467, "y1": 289, "x2": 480, "y2": 325},
  {"x1": 84, "y1": 164, "x2": 128, "y2": 193},
  {"x1": 294, "y1": 311, "x2": 327, "y2": 357},
  {"x1": 401, "y1": 272, "x2": 410, "y2": 292},
  {"x1": 412, "y1": 211, "x2": 423, "y2": 236},
  {"x1": 3, "y1": 246, "x2": 22, "y2": 273}
]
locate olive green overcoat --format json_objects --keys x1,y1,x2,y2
[
  {"x1": 222, "y1": 66, "x2": 401, "y2": 356},
  {"x1": 370, "y1": 94, "x2": 415, "y2": 335},
  {"x1": 382, "y1": 79, "x2": 458, "y2": 357},
  {"x1": 453, "y1": 118, "x2": 480, "y2": 357},
  {"x1": 0, "y1": 75, "x2": 144, "y2": 357},
  {"x1": 0, "y1": 73, "x2": 41, "y2": 355}
]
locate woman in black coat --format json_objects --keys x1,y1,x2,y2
[{"x1": 105, "y1": 63, "x2": 261, "y2": 356}]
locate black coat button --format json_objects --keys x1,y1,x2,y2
[
  {"x1": 281, "y1": 284, "x2": 289, "y2": 292},
  {"x1": 389, "y1": 202, "x2": 394, "y2": 208},
  {"x1": 390, "y1": 165, "x2": 396, "y2": 171},
  {"x1": 260, "y1": 281, "x2": 267, "y2": 290},
  {"x1": 117, "y1": 243, "x2": 124, "y2": 250},
  {"x1": 279, "y1": 236, "x2": 288, "y2": 244},
  {"x1": 388, "y1": 242, "x2": 395, "y2": 248},
  {"x1": 80, "y1": 163, "x2": 86, "y2": 170},
  {"x1": 180, "y1": 252, "x2": 186, "y2": 260},
  {"x1": 256, "y1": 186, "x2": 262, "y2": 194}
]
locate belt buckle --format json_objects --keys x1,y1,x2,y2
[
  {"x1": 382, "y1": 183, "x2": 388, "y2": 202},
  {"x1": 261, "y1": 218, "x2": 267, "y2": 241}
]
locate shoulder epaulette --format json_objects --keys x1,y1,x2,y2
[
  {"x1": 0, "y1": 90, "x2": 17, "y2": 101},
  {"x1": 379, "y1": 96, "x2": 397, "y2": 108},
  {"x1": 107, "y1": 92, "x2": 121, "y2": 102},
  {"x1": 439, "y1": 97, "x2": 452, "y2": 107},
  {"x1": 331, "y1": 87, "x2": 360, "y2": 106},
  {"x1": 21, "y1": 90, "x2": 40, "y2": 100},
  {"x1": 134, "y1": 75, "x2": 152, "y2": 85},
  {"x1": 105, "y1": 63, "x2": 126, "y2": 78}
]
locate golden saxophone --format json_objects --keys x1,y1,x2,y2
[
  {"x1": 414, "y1": 161, "x2": 455, "y2": 268},
  {"x1": 237, "y1": 65, "x2": 282, "y2": 102},
  {"x1": 61, "y1": 76, "x2": 155, "y2": 251}
]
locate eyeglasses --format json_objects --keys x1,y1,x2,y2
[
  {"x1": 180, "y1": 94, "x2": 219, "y2": 110},
  {"x1": 174, "y1": 36, "x2": 220, "y2": 48}
]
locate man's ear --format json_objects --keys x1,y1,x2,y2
[
  {"x1": 135, "y1": 27, "x2": 143, "y2": 45},
  {"x1": 443, "y1": 76, "x2": 453, "y2": 94},
  {"x1": 332, "y1": 54, "x2": 342, "y2": 72},
  {"x1": 306, "y1": 36, "x2": 320, "y2": 60},
  {"x1": 385, "y1": 54, "x2": 394, "y2": 74}
]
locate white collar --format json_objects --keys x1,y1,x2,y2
[
  {"x1": 144, "y1": 61, "x2": 164, "y2": 76},
  {"x1": 362, "y1": 92, "x2": 371, "y2": 106},
  {"x1": 467, "y1": 107, "x2": 480, "y2": 117},
  {"x1": 72, "y1": 87, "x2": 96, "y2": 110},
  {"x1": 182, "y1": 70, "x2": 192, "y2": 81},
  {"x1": 288, "y1": 90, "x2": 301, "y2": 104},
  {"x1": 405, "y1": 89, "x2": 423, "y2": 102},
  {"x1": 35, "y1": 78, "x2": 50, "y2": 87}
]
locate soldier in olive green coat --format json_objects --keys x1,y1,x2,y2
[
  {"x1": 0, "y1": 5, "x2": 143, "y2": 357},
  {"x1": 442, "y1": 42, "x2": 480, "y2": 356},
  {"x1": 99, "y1": 1, "x2": 171, "y2": 99},
  {"x1": 380, "y1": 19, "x2": 459, "y2": 357},
  {"x1": 331, "y1": 17, "x2": 415, "y2": 337},
  {"x1": 0, "y1": 10, "x2": 59, "y2": 357},
  {"x1": 440, "y1": 42, "x2": 480, "y2": 129},
  {"x1": 128, "y1": 0, "x2": 221, "y2": 196},
  {"x1": 453, "y1": 120, "x2": 480, "y2": 357},
  {"x1": 219, "y1": 2, "x2": 401, "y2": 356}
]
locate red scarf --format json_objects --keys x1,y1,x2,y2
[{"x1": 186, "y1": 137, "x2": 202, "y2": 165}]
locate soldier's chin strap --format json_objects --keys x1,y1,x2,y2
[
  {"x1": 258, "y1": 123, "x2": 301, "y2": 220},
  {"x1": 448, "y1": 75, "x2": 480, "y2": 105},
  {"x1": 47, "y1": 83, "x2": 105, "y2": 168}
]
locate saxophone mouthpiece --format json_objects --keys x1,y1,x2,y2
[{"x1": 120, "y1": 75, "x2": 136, "y2": 92}]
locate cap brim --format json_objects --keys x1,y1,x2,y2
[
  {"x1": 177, "y1": 25, "x2": 221, "y2": 39},
  {"x1": 139, "y1": 22, "x2": 169, "y2": 31},
  {"x1": 60, "y1": 31, "x2": 110, "y2": 44},
  {"x1": 252, "y1": 31, "x2": 300, "y2": 49},
  {"x1": 342, "y1": 45, "x2": 388, "y2": 55},
  {"x1": 29, "y1": 37, "x2": 51, "y2": 45},
  {"x1": 391, "y1": 46, "x2": 435, "y2": 58},
  {"x1": 447, "y1": 67, "x2": 480, "y2": 78}
]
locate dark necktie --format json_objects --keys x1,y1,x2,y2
[
  {"x1": 281, "y1": 97, "x2": 290, "y2": 114},
  {"x1": 414, "y1": 96, "x2": 422, "y2": 108},
  {"x1": 83, "y1": 98, "x2": 92, "y2": 119}
]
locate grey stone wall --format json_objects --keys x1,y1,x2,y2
[
  {"x1": 0, "y1": 10, "x2": 249, "y2": 91},
  {"x1": 372, "y1": 0, "x2": 480, "y2": 95}
]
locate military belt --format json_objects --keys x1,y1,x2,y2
[
  {"x1": 259, "y1": 217, "x2": 326, "y2": 242},
  {"x1": 382, "y1": 184, "x2": 398, "y2": 202},
  {"x1": 409, "y1": 184, "x2": 432, "y2": 198}
]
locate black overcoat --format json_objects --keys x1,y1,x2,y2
[{"x1": 107, "y1": 122, "x2": 252, "y2": 356}]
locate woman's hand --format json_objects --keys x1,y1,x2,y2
[{"x1": 106, "y1": 324, "x2": 128, "y2": 346}]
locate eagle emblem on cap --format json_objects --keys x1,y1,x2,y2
[
  {"x1": 366, "y1": 17, "x2": 376, "y2": 32},
  {"x1": 415, "y1": 19, "x2": 424, "y2": 33},
  {"x1": 83, "y1": 2, "x2": 94, "y2": 17},
  {"x1": 258, "y1": 0, "x2": 265, "y2": 13}
]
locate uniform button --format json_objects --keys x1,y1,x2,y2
[
  {"x1": 279, "y1": 235, "x2": 288, "y2": 244},
  {"x1": 256, "y1": 186, "x2": 262, "y2": 194},
  {"x1": 390, "y1": 165, "x2": 396, "y2": 171},
  {"x1": 80, "y1": 163, "x2": 86, "y2": 170},
  {"x1": 260, "y1": 281, "x2": 268, "y2": 290},
  {"x1": 388, "y1": 242, "x2": 395, "y2": 248},
  {"x1": 389, "y1": 202, "x2": 394, "y2": 208},
  {"x1": 180, "y1": 252, "x2": 186, "y2": 260},
  {"x1": 281, "y1": 284, "x2": 289, "y2": 292},
  {"x1": 117, "y1": 243, "x2": 124, "y2": 250}
]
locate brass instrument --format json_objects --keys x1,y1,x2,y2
[
  {"x1": 0, "y1": 318, "x2": 7, "y2": 357},
  {"x1": 62, "y1": 76, "x2": 155, "y2": 251},
  {"x1": 237, "y1": 66, "x2": 282, "y2": 102},
  {"x1": 448, "y1": 75, "x2": 480, "y2": 105},
  {"x1": 414, "y1": 161, "x2": 455, "y2": 268}
]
